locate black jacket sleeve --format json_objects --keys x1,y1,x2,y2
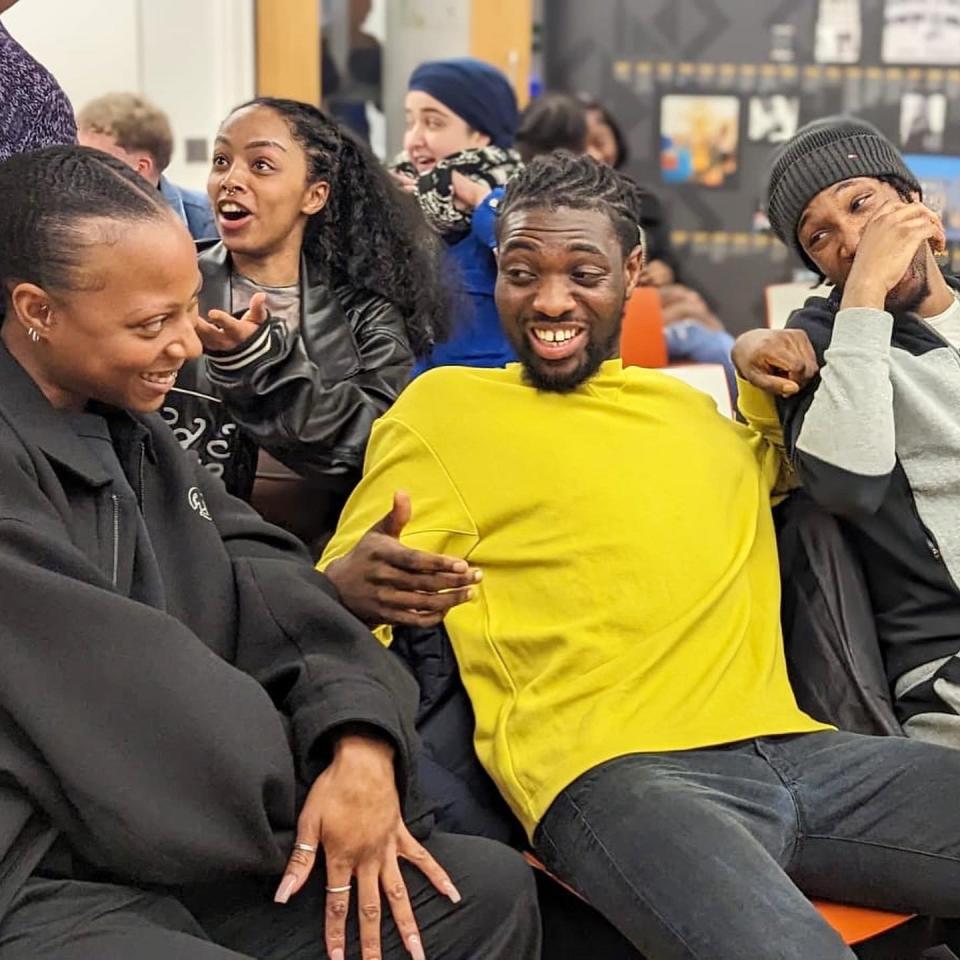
[
  {"x1": 204, "y1": 288, "x2": 414, "y2": 481},
  {"x1": 189, "y1": 462, "x2": 421, "y2": 798},
  {"x1": 777, "y1": 297, "x2": 897, "y2": 518},
  {"x1": 0, "y1": 472, "x2": 294, "y2": 882},
  {"x1": 0, "y1": 444, "x2": 420, "y2": 885}
]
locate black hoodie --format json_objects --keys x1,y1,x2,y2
[{"x1": 0, "y1": 343, "x2": 420, "y2": 917}]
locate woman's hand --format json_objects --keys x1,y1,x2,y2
[
  {"x1": 325, "y1": 492, "x2": 480, "y2": 628},
  {"x1": 391, "y1": 171, "x2": 418, "y2": 195},
  {"x1": 450, "y1": 171, "x2": 492, "y2": 213},
  {"x1": 198, "y1": 291, "x2": 269, "y2": 353},
  {"x1": 274, "y1": 733, "x2": 461, "y2": 960}
]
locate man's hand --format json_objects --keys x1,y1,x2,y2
[
  {"x1": 198, "y1": 291, "x2": 269, "y2": 353},
  {"x1": 325, "y1": 492, "x2": 480, "y2": 628},
  {"x1": 732, "y1": 328, "x2": 819, "y2": 398},
  {"x1": 842, "y1": 200, "x2": 946, "y2": 310},
  {"x1": 274, "y1": 733, "x2": 461, "y2": 960}
]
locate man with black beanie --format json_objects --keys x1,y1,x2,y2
[{"x1": 734, "y1": 115, "x2": 960, "y2": 747}]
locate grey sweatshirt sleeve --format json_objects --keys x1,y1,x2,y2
[{"x1": 781, "y1": 306, "x2": 896, "y2": 517}]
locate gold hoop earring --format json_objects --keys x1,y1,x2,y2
[{"x1": 27, "y1": 328, "x2": 40, "y2": 343}]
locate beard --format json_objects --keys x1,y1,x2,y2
[
  {"x1": 516, "y1": 322, "x2": 622, "y2": 394},
  {"x1": 884, "y1": 246, "x2": 931, "y2": 314}
]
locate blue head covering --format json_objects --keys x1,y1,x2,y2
[{"x1": 408, "y1": 57, "x2": 518, "y2": 149}]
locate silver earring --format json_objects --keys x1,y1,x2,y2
[{"x1": 28, "y1": 328, "x2": 40, "y2": 343}]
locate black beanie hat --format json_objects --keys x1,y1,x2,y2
[{"x1": 765, "y1": 115, "x2": 921, "y2": 273}]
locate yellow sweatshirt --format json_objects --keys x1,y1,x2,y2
[{"x1": 321, "y1": 361, "x2": 828, "y2": 837}]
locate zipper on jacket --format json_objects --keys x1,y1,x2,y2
[
  {"x1": 110, "y1": 493, "x2": 120, "y2": 587},
  {"x1": 137, "y1": 444, "x2": 146, "y2": 513}
]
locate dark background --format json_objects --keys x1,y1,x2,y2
[{"x1": 542, "y1": 0, "x2": 960, "y2": 332}]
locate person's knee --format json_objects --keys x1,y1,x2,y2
[{"x1": 429, "y1": 833, "x2": 540, "y2": 927}]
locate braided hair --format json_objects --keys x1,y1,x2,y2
[
  {"x1": 230, "y1": 98, "x2": 451, "y2": 357},
  {"x1": 0, "y1": 145, "x2": 169, "y2": 308},
  {"x1": 495, "y1": 151, "x2": 645, "y2": 259}
]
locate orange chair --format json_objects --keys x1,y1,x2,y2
[
  {"x1": 620, "y1": 286, "x2": 668, "y2": 368},
  {"x1": 523, "y1": 853, "x2": 916, "y2": 949}
]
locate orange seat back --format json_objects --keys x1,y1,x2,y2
[
  {"x1": 811, "y1": 900, "x2": 914, "y2": 945},
  {"x1": 620, "y1": 286, "x2": 668, "y2": 368}
]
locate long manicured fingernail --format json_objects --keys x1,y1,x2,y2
[
  {"x1": 274, "y1": 874, "x2": 297, "y2": 904},
  {"x1": 409, "y1": 935, "x2": 426, "y2": 960},
  {"x1": 444, "y1": 881, "x2": 462, "y2": 904},
  {"x1": 331, "y1": 949, "x2": 344, "y2": 960},
  {"x1": 472, "y1": 569, "x2": 483, "y2": 582}
]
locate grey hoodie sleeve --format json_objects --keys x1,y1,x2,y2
[{"x1": 779, "y1": 305, "x2": 896, "y2": 518}]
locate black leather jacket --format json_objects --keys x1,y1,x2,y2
[{"x1": 164, "y1": 243, "x2": 415, "y2": 501}]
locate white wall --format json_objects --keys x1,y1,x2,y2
[
  {"x1": 383, "y1": 0, "x2": 471, "y2": 156},
  {"x1": 4, "y1": 0, "x2": 255, "y2": 190}
]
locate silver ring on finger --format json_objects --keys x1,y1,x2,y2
[
  {"x1": 325, "y1": 884, "x2": 352, "y2": 893},
  {"x1": 293, "y1": 841, "x2": 318, "y2": 854}
]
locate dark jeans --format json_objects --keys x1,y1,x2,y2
[
  {"x1": 0, "y1": 833, "x2": 540, "y2": 960},
  {"x1": 534, "y1": 731, "x2": 960, "y2": 960}
]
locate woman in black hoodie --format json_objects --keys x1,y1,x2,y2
[{"x1": 0, "y1": 146, "x2": 538, "y2": 960}]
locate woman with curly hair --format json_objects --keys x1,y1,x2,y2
[{"x1": 166, "y1": 98, "x2": 450, "y2": 545}]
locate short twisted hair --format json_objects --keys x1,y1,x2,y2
[
  {"x1": 0, "y1": 145, "x2": 170, "y2": 303},
  {"x1": 495, "y1": 152, "x2": 644, "y2": 256}
]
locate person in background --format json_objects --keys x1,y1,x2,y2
[
  {"x1": 169, "y1": 98, "x2": 448, "y2": 550},
  {"x1": 578, "y1": 92, "x2": 736, "y2": 389},
  {"x1": 514, "y1": 93, "x2": 587, "y2": 162},
  {"x1": 0, "y1": 143, "x2": 540, "y2": 960},
  {"x1": 577, "y1": 94, "x2": 629, "y2": 171},
  {"x1": 393, "y1": 57, "x2": 522, "y2": 371},
  {"x1": 0, "y1": 0, "x2": 76, "y2": 161},
  {"x1": 77, "y1": 92, "x2": 217, "y2": 241}
]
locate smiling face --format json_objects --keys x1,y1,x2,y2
[
  {"x1": 495, "y1": 206, "x2": 643, "y2": 392},
  {"x1": 402, "y1": 90, "x2": 491, "y2": 173},
  {"x1": 4, "y1": 215, "x2": 203, "y2": 413},
  {"x1": 207, "y1": 104, "x2": 329, "y2": 262},
  {"x1": 798, "y1": 176, "x2": 929, "y2": 311}
]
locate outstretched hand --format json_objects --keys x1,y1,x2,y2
[
  {"x1": 198, "y1": 291, "x2": 270, "y2": 353},
  {"x1": 732, "y1": 328, "x2": 819, "y2": 398},
  {"x1": 274, "y1": 733, "x2": 461, "y2": 960},
  {"x1": 325, "y1": 492, "x2": 480, "y2": 628}
]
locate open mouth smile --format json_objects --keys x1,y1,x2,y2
[
  {"x1": 217, "y1": 199, "x2": 253, "y2": 229},
  {"x1": 527, "y1": 325, "x2": 587, "y2": 361}
]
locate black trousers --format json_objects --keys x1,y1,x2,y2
[{"x1": 0, "y1": 833, "x2": 540, "y2": 960}]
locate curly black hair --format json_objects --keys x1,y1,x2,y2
[
  {"x1": 0, "y1": 145, "x2": 169, "y2": 308},
  {"x1": 230, "y1": 98, "x2": 451, "y2": 357},
  {"x1": 515, "y1": 93, "x2": 588, "y2": 163},
  {"x1": 495, "y1": 151, "x2": 646, "y2": 257},
  {"x1": 576, "y1": 94, "x2": 629, "y2": 170}
]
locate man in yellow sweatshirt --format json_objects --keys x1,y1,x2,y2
[{"x1": 322, "y1": 153, "x2": 960, "y2": 959}]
